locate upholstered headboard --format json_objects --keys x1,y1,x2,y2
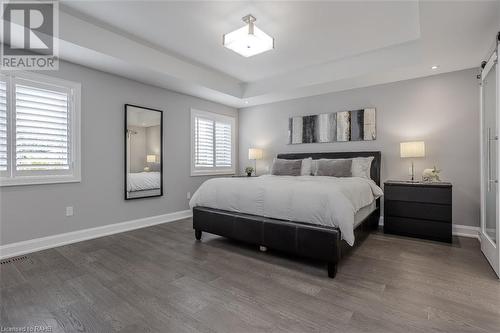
[{"x1": 276, "y1": 151, "x2": 381, "y2": 186}]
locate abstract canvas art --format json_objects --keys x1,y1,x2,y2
[{"x1": 288, "y1": 108, "x2": 376, "y2": 144}]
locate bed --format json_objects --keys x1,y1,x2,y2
[
  {"x1": 126, "y1": 171, "x2": 161, "y2": 198},
  {"x1": 190, "y1": 151, "x2": 382, "y2": 278}
]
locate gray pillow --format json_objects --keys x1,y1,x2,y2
[
  {"x1": 271, "y1": 158, "x2": 302, "y2": 176},
  {"x1": 315, "y1": 159, "x2": 352, "y2": 177},
  {"x1": 149, "y1": 162, "x2": 161, "y2": 172}
]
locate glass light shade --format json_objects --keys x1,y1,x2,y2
[
  {"x1": 400, "y1": 141, "x2": 425, "y2": 158},
  {"x1": 223, "y1": 24, "x2": 274, "y2": 57},
  {"x1": 146, "y1": 154, "x2": 157, "y2": 163},
  {"x1": 248, "y1": 148, "x2": 263, "y2": 160}
]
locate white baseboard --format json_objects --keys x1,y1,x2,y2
[
  {"x1": 0, "y1": 209, "x2": 193, "y2": 260},
  {"x1": 452, "y1": 224, "x2": 480, "y2": 240},
  {"x1": 378, "y1": 216, "x2": 480, "y2": 240}
]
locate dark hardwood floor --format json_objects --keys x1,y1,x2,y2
[{"x1": 1, "y1": 218, "x2": 499, "y2": 333}]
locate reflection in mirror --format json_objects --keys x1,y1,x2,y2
[{"x1": 125, "y1": 104, "x2": 163, "y2": 199}]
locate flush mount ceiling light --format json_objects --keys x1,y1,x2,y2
[{"x1": 223, "y1": 14, "x2": 274, "y2": 57}]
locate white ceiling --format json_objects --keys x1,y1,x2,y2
[
  {"x1": 61, "y1": 1, "x2": 421, "y2": 82},
  {"x1": 55, "y1": 1, "x2": 500, "y2": 108}
]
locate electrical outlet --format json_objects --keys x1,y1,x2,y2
[
  {"x1": 66, "y1": 206, "x2": 74, "y2": 217},
  {"x1": 187, "y1": 192, "x2": 191, "y2": 200}
]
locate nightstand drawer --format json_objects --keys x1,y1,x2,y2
[
  {"x1": 385, "y1": 201, "x2": 451, "y2": 222},
  {"x1": 384, "y1": 185, "x2": 451, "y2": 205},
  {"x1": 384, "y1": 217, "x2": 452, "y2": 242}
]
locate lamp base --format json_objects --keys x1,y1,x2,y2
[{"x1": 409, "y1": 160, "x2": 416, "y2": 182}]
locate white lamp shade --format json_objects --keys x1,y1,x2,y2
[
  {"x1": 146, "y1": 155, "x2": 157, "y2": 163},
  {"x1": 400, "y1": 141, "x2": 425, "y2": 158},
  {"x1": 248, "y1": 148, "x2": 263, "y2": 160},
  {"x1": 223, "y1": 24, "x2": 274, "y2": 57}
]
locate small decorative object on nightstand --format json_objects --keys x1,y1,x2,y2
[
  {"x1": 384, "y1": 180, "x2": 452, "y2": 243},
  {"x1": 422, "y1": 166, "x2": 441, "y2": 182},
  {"x1": 244, "y1": 166, "x2": 254, "y2": 177}
]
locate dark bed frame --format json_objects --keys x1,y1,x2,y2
[{"x1": 193, "y1": 151, "x2": 381, "y2": 278}]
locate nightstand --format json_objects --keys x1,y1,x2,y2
[{"x1": 384, "y1": 180, "x2": 452, "y2": 243}]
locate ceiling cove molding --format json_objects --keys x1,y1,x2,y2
[
  {"x1": 242, "y1": 40, "x2": 423, "y2": 99},
  {"x1": 58, "y1": 12, "x2": 244, "y2": 97},
  {"x1": 240, "y1": 65, "x2": 479, "y2": 108}
]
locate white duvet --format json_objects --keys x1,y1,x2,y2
[
  {"x1": 189, "y1": 175, "x2": 383, "y2": 246},
  {"x1": 127, "y1": 172, "x2": 161, "y2": 192}
]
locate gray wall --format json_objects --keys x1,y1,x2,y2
[
  {"x1": 0, "y1": 61, "x2": 237, "y2": 245},
  {"x1": 239, "y1": 69, "x2": 480, "y2": 227},
  {"x1": 129, "y1": 125, "x2": 147, "y2": 173},
  {"x1": 146, "y1": 125, "x2": 161, "y2": 157}
]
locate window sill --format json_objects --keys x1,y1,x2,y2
[
  {"x1": 0, "y1": 175, "x2": 81, "y2": 187},
  {"x1": 191, "y1": 170, "x2": 235, "y2": 177}
]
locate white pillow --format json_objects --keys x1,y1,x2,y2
[
  {"x1": 311, "y1": 157, "x2": 374, "y2": 179},
  {"x1": 300, "y1": 157, "x2": 313, "y2": 175},
  {"x1": 351, "y1": 156, "x2": 374, "y2": 179}
]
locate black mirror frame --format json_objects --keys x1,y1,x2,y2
[{"x1": 124, "y1": 103, "x2": 164, "y2": 200}]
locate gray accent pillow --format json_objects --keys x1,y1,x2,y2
[
  {"x1": 271, "y1": 158, "x2": 302, "y2": 176},
  {"x1": 149, "y1": 162, "x2": 161, "y2": 172},
  {"x1": 315, "y1": 159, "x2": 352, "y2": 177}
]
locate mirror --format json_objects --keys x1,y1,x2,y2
[{"x1": 125, "y1": 104, "x2": 163, "y2": 200}]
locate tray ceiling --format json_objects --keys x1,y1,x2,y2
[{"x1": 45, "y1": 1, "x2": 500, "y2": 107}]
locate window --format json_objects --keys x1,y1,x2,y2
[
  {"x1": 0, "y1": 72, "x2": 81, "y2": 186},
  {"x1": 191, "y1": 109, "x2": 235, "y2": 176}
]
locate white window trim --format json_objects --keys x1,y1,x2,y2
[
  {"x1": 190, "y1": 108, "x2": 235, "y2": 176},
  {"x1": 0, "y1": 71, "x2": 81, "y2": 187}
]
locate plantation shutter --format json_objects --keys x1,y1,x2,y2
[
  {"x1": 0, "y1": 80, "x2": 7, "y2": 173},
  {"x1": 0, "y1": 73, "x2": 80, "y2": 186},
  {"x1": 15, "y1": 82, "x2": 70, "y2": 171},
  {"x1": 215, "y1": 121, "x2": 231, "y2": 167},
  {"x1": 194, "y1": 116, "x2": 214, "y2": 168},
  {"x1": 193, "y1": 112, "x2": 233, "y2": 172}
]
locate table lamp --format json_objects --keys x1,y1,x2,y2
[
  {"x1": 400, "y1": 141, "x2": 425, "y2": 182},
  {"x1": 146, "y1": 155, "x2": 157, "y2": 163},
  {"x1": 248, "y1": 148, "x2": 263, "y2": 176}
]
